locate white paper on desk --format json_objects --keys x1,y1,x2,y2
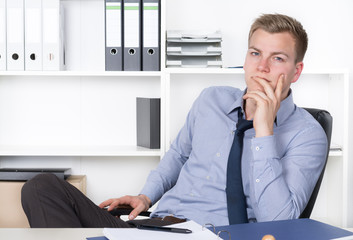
[
  {"x1": 103, "y1": 220, "x2": 218, "y2": 240},
  {"x1": 331, "y1": 235, "x2": 353, "y2": 240}
]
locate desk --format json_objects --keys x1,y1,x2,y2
[
  {"x1": 0, "y1": 228, "x2": 103, "y2": 240},
  {"x1": 1, "y1": 221, "x2": 352, "y2": 240}
]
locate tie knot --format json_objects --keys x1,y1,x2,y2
[{"x1": 236, "y1": 118, "x2": 253, "y2": 134}]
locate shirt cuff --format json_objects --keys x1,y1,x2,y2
[
  {"x1": 139, "y1": 183, "x2": 161, "y2": 206},
  {"x1": 251, "y1": 135, "x2": 279, "y2": 161}
]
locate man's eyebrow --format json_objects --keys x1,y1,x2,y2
[
  {"x1": 272, "y1": 51, "x2": 290, "y2": 58},
  {"x1": 249, "y1": 46, "x2": 261, "y2": 52},
  {"x1": 248, "y1": 46, "x2": 290, "y2": 58}
]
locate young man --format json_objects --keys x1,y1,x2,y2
[{"x1": 22, "y1": 14, "x2": 327, "y2": 227}]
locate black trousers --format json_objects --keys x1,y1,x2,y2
[{"x1": 21, "y1": 173, "x2": 171, "y2": 228}]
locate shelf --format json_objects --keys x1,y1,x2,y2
[
  {"x1": 164, "y1": 68, "x2": 349, "y2": 75},
  {"x1": 0, "y1": 147, "x2": 341, "y2": 157},
  {"x1": 0, "y1": 145, "x2": 161, "y2": 157},
  {"x1": 329, "y1": 150, "x2": 343, "y2": 157},
  {"x1": 301, "y1": 69, "x2": 349, "y2": 75},
  {"x1": 165, "y1": 67, "x2": 244, "y2": 74},
  {"x1": 0, "y1": 69, "x2": 347, "y2": 77},
  {"x1": 0, "y1": 71, "x2": 162, "y2": 77}
]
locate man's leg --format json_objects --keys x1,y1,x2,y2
[{"x1": 21, "y1": 173, "x2": 131, "y2": 228}]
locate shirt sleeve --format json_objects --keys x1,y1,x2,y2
[
  {"x1": 139, "y1": 89, "x2": 204, "y2": 205},
  {"x1": 248, "y1": 124, "x2": 328, "y2": 222}
]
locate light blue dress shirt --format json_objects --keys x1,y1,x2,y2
[{"x1": 140, "y1": 86, "x2": 327, "y2": 226}]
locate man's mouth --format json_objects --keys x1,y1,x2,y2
[{"x1": 253, "y1": 76, "x2": 271, "y2": 82}]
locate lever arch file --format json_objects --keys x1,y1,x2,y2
[
  {"x1": 142, "y1": 0, "x2": 160, "y2": 71},
  {"x1": 7, "y1": 0, "x2": 24, "y2": 71},
  {"x1": 0, "y1": 0, "x2": 6, "y2": 71},
  {"x1": 123, "y1": 0, "x2": 141, "y2": 71},
  {"x1": 136, "y1": 97, "x2": 160, "y2": 149},
  {"x1": 105, "y1": 0, "x2": 123, "y2": 71},
  {"x1": 42, "y1": 0, "x2": 65, "y2": 71},
  {"x1": 25, "y1": 0, "x2": 43, "y2": 71}
]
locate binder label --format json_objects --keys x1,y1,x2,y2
[
  {"x1": 143, "y1": 3, "x2": 158, "y2": 48},
  {"x1": 8, "y1": 9, "x2": 23, "y2": 44},
  {"x1": 124, "y1": 3, "x2": 139, "y2": 48},
  {"x1": 43, "y1": 9, "x2": 59, "y2": 43},
  {"x1": 0, "y1": 0, "x2": 6, "y2": 70},
  {"x1": 106, "y1": 2, "x2": 121, "y2": 47},
  {"x1": 26, "y1": 9, "x2": 41, "y2": 43}
]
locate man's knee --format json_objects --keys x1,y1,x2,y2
[{"x1": 21, "y1": 173, "x2": 59, "y2": 200}]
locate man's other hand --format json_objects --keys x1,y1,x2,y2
[{"x1": 99, "y1": 194, "x2": 151, "y2": 220}]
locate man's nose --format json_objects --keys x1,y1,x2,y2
[{"x1": 257, "y1": 58, "x2": 270, "y2": 72}]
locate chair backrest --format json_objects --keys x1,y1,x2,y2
[{"x1": 299, "y1": 108, "x2": 333, "y2": 218}]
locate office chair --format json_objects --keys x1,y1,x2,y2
[
  {"x1": 109, "y1": 108, "x2": 333, "y2": 220},
  {"x1": 299, "y1": 108, "x2": 333, "y2": 218}
]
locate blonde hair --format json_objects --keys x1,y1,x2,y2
[{"x1": 249, "y1": 14, "x2": 308, "y2": 63}]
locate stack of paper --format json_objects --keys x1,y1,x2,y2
[
  {"x1": 166, "y1": 30, "x2": 222, "y2": 68},
  {"x1": 103, "y1": 220, "x2": 219, "y2": 240}
]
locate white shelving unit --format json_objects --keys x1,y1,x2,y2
[
  {"x1": 0, "y1": 145, "x2": 161, "y2": 157},
  {"x1": 0, "y1": 0, "x2": 351, "y2": 228}
]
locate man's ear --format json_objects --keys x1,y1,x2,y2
[{"x1": 291, "y1": 62, "x2": 304, "y2": 83}]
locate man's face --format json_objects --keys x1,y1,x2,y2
[{"x1": 243, "y1": 29, "x2": 303, "y2": 101}]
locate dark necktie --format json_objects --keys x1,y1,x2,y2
[{"x1": 226, "y1": 109, "x2": 253, "y2": 224}]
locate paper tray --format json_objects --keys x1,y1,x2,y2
[{"x1": 167, "y1": 30, "x2": 222, "y2": 43}]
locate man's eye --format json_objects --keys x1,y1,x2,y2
[
  {"x1": 274, "y1": 56, "x2": 284, "y2": 62},
  {"x1": 251, "y1": 52, "x2": 259, "y2": 56}
]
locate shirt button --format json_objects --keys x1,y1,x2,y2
[
  {"x1": 206, "y1": 176, "x2": 210, "y2": 180},
  {"x1": 255, "y1": 146, "x2": 260, "y2": 151},
  {"x1": 256, "y1": 179, "x2": 260, "y2": 183},
  {"x1": 232, "y1": 131, "x2": 235, "y2": 135},
  {"x1": 190, "y1": 193, "x2": 194, "y2": 197},
  {"x1": 216, "y1": 153, "x2": 221, "y2": 157}
]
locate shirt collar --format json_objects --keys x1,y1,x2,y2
[
  {"x1": 275, "y1": 89, "x2": 295, "y2": 126},
  {"x1": 227, "y1": 89, "x2": 246, "y2": 115},
  {"x1": 227, "y1": 88, "x2": 295, "y2": 126}
]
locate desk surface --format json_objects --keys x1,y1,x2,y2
[
  {"x1": 1, "y1": 225, "x2": 352, "y2": 240},
  {"x1": 0, "y1": 228, "x2": 103, "y2": 240}
]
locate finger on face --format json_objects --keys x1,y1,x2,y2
[
  {"x1": 243, "y1": 90, "x2": 269, "y2": 104},
  {"x1": 252, "y1": 76, "x2": 275, "y2": 99},
  {"x1": 275, "y1": 74, "x2": 285, "y2": 99}
]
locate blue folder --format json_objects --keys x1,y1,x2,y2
[
  {"x1": 214, "y1": 218, "x2": 353, "y2": 240},
  {"x1": 86, "y1": 237, "x2": 108, "y2": 240}
]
